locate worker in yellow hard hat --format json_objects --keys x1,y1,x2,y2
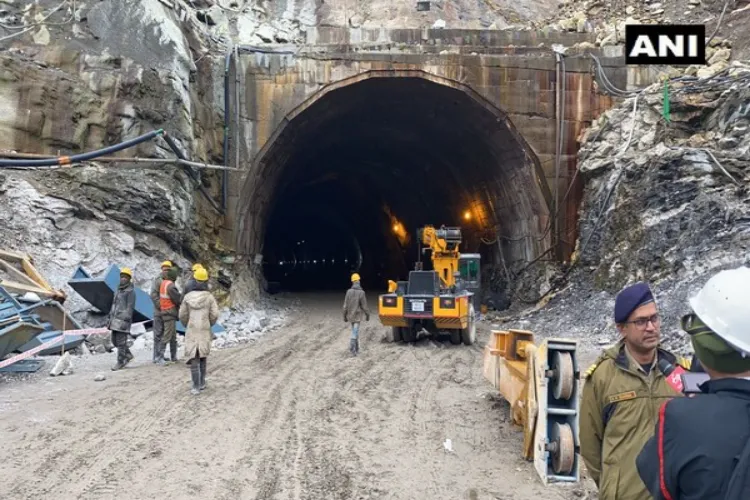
[
  {"x1": 179, "y1": 266, "x2": 219, "y2": 395},
  {"x1": 342, "y1": 272, "x2": 370, "y2": 356},
  {"x1": 109, "y1": 267, "x2": 136, "y2": 371},
  {"x1": 150, "y1": 260, "x2": 174, "y2": 363},
  {"x1": 184, "y1": 263, "x2": 205, "y2": 295}
]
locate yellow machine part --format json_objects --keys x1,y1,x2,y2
[
  {"x1": 377, "y1": 295, "x2": 408, "y2": 327},
  {"x1": 432, "y1": 295, "x2": 469, "y2": 329},
  {"x1": 482, "y1": 329, "x2": 579, "y2": 483}
]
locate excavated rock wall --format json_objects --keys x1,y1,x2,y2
[{"x1": 496, "y1": 64, "x2": 750, "y2": 357}]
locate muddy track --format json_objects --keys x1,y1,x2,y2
[{"x1": 0, "y1": 294, "x2": 588, "y2": 499}]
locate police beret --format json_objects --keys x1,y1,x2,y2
[{"x1": 614, "y1": 282, "x2": 655, "y2": 324}]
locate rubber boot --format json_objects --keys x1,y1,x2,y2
[
  {"x1": 199, "y1": 358, "x2": 207, "y2": 390},
  {"x1": 190, "y1": 360, "x2": 201, "y2": 395},
  {"x1": 169, "y1": 339, "x2": 178, "y2": 363},
  {"x1": 155, "y1": 343, "x2": 166, "y2": 366},
  {"x1": 349, "y1": 338, "x2": 357, "y2": 357},
  {"x1": 353, "y1": 338, "x2": 359, "y2": 356}
]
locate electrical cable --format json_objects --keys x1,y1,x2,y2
[
  {"x1": 706, "y1": 0, "x2": 734, "y2": 47},
  {"x1": 0, "y1": 129, "x2": 165, "y2": 167}
]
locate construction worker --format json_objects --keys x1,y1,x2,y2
[
  {"x1": 109, "y1": 268, "x2": 136, "y2": 371},
  {"x1": 580, "y1": 282, "x2": 690, "y2": 500},
  {"x1": 636, "y1": 267, "x2": 750, "y2": 499},
  {"x1": 343, "y1": 273, "x2": 369, "y2": 356},
  {"x1": 150, "y1": 260, "x2": 172, "y2": 363},
  {"x1": 183, "y1": 263, "x2": 204, "y2": 296},
  {"x1": 179, "y1": 267, "x2": 219, "y2": 395},
  {"x1": 157, "y1": 266, "x2": 182, "y2": 365}
]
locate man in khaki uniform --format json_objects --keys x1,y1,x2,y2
[{"x1": 580, "y1": 282, "x2": 690, "y2": 500}]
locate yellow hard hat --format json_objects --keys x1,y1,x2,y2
[
  {"x1": 388, "y1": 280, "x2": 397, "y2": 293},
  {"x1": 160, "y1": 260, "x2": 173, "y2": 268},
  {"x1": 194, "y1": 267, "x2": 209, "y2": 282},
  {"x1": 351, "y1": 273, "x2": 361, "y2": 282},
  {"x1": 192, "y1": 263, "x2": 204, "y2": 272},
  {"x1": 120, "y1": 267, "x2": 133, "y2": 278}
]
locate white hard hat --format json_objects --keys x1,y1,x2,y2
[{"x1": 689, "y1": 266, "x2": 750, "y2": 356}]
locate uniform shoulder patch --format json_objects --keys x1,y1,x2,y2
[
  {"x1": 584, "y1": 355, "x2": 608, "y2": 380},
  {"x1": 584, "y1": 362, "x2": 599, "y2": 380}
]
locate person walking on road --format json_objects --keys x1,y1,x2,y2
[
  {"x1": 343, "y1": 273, "x2": 370, "y2": 357},
  {"x1": 636, "y1": 267, "x2": 750, "y2": 500},
  {"x1": 109, "y1": 267, "x2": 136, "y2": 371},
  {"x1": 150, "y1": 260, "x2": 172, "y2": 363},
  {"x1": 157, "y1": 266, "x2": 182, "y2": 365},
  {"x1": 579, "y1": 281, "x2": 691, "y2": 500},
  {"x1": 179, "y1": 267, "x2": 219, "y2": 395}
]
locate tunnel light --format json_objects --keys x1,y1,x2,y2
[
  {"x1": 313, "y1": 260, "x2": 317, "y2": 264},
  {"x1": 279, "y1": 261, "x2": 283, "y2": 265},
  {"x1": 463, "y1": 210, "x2": 472, "y2": 221}
]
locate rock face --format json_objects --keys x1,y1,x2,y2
[
  {"x1": 497, "y1": 63, "x2": 750, "y2": 357},
  {"x1": 0, "y1": 172, "x2": 192, "y2": 325}
]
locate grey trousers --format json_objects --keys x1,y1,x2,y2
[{"x1": 152, "y1": 314, "x2": 163, "y2": 361}]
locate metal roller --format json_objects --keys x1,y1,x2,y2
[
  {"x1": 550, "y1": 351, "x2": 574, "y2": 401},
  {"x1": 548, "y1": 422, "x2": 575, "y2": 475}
]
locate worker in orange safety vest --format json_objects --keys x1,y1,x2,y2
[{"x1": 156, "y1": 266, "x2": 182, "y2": 365}]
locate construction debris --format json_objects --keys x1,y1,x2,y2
[{"x1": 0, "y1": 251, "x2": 90, "y2": 373}]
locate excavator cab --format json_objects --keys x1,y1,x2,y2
[{"x1": 458, "y1": 253, "x2": 481, "y2": 294}]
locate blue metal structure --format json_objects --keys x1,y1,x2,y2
[{"x1": 68, "y1": 265, "x2": 225, "y2": 336}]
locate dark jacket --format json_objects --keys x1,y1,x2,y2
[
  {"x1": 636, "y1": 377, "x2": 750, "y2": 500},
  {"x1": 183, "y1": 277, "x2": 198, "y2": 296},
  {"x1": 579, "y1": 341, "x2": 690, "y2": 500},
  {"x1": 109, "y1": 282, "x2": 136, "y2": 333},
  {"x1": 343, "y1": 282, "x2": 369, "y2": 323},
  {"x1": 150, "y1": 276, "x2": 163, "y2": 317}
]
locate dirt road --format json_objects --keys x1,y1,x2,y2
[{"x1": 0, "y1": 294, "x2": 589, "y2": 499}]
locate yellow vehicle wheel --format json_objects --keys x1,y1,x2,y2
[
  {"x1": 449, "y1": 330, "x2": 461, "y2": 345},
  {"x1": 391, "y1": 326, "x2": 403, "y2": 343}
]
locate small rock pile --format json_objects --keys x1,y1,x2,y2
[{"x1": 497, "y1": 62, "x2": 750, "y2": 357}]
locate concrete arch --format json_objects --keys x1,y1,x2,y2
[{"x1": 236, "y1": 68, "x2": 554, "y2": 289}]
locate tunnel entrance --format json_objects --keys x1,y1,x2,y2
[{"x1": 239, "y1": 71, "x2": 552, "y2": 294}]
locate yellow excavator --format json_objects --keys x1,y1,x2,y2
[{"x1": 378, "y1": 225, "x2": 480, "y2": 345}]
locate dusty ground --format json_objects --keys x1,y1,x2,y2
[{"x1": 0, "y1": 293, "x2": 596, "y2": 500}]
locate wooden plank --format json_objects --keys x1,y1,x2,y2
[
  {"x1": 0, "y1": 249, "x2": 29, "y2": 262},
  {"x1": 0, "y1": 279, "x2": 57, "y2": 297},
  {"x1": 0, "y1": 259, "x2": 40, "y2": 288},
  {"x1": 20, "y1": 259, "x2": 53, "y2": 291}
]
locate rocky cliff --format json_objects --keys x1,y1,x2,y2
[{"x1": 498, "y1": 63, "x2": 750, "y2": 357}]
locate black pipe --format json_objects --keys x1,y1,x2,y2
[
  {"x1": 222, "y1": 50, "x2": 232, "y2": 211},
  {"x1": 162, "y1": 132, "x2": 222, "y2": 213},
  {"x1": 0, "y1": 129, "x2": 165, "y2": 167}
]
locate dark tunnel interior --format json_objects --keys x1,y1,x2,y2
[{"x1": 254, "y1": 76, "x2": 547, "y2": 292}]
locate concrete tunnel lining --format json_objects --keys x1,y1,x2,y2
[{"x1": 237, "y1": 70, "x2": 553, "y2": 291}]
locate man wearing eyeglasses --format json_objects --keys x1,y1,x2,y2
[{"x1": 580, "y1": 282, "x2": 690, "y2": 500}]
